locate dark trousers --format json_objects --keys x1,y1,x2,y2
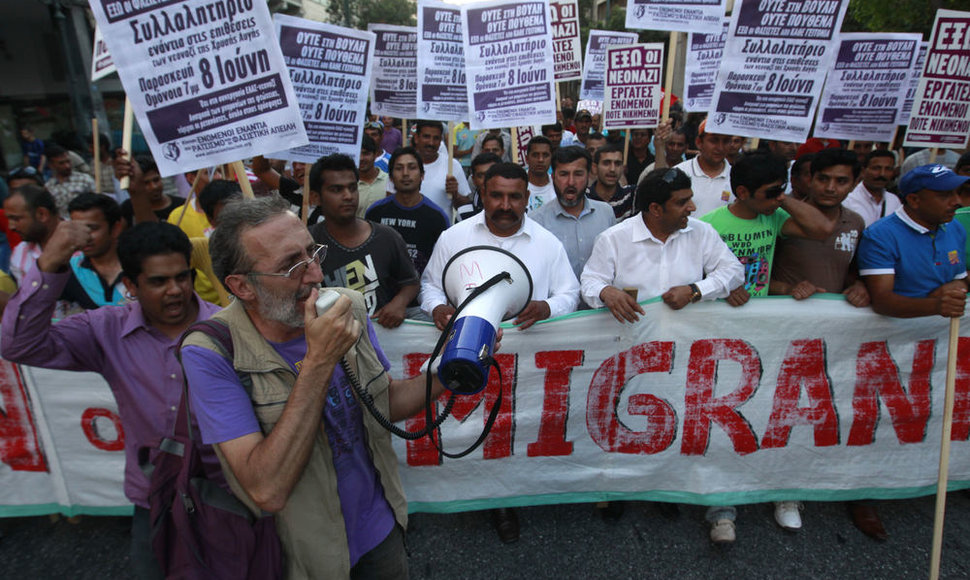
[
  {"x1": 350, "y1": 524, "x2": 409, "y2": 580},
  {"x1": 130, "y1": 506, "x2": 164, "y2": 580}
]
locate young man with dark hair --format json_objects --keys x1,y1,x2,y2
[
  {"x1": 198, "y1": 179, "x2": 242, "y2": 226},
  {"x1": 531, "y1": 146, "x2": 615, "y2": 280},
  {"x1": 588, "y1": 144, "x2": 636, "y2": 219},
  {"x1": 363, "y1": 120, "x2": 391, "y2": 172},
  {"x1": 525, "y1": 136, "x2": 555, "y2": 211},
  {"x1": 308, "y1": 154, "x2": 419, "y2": 328},
  {"x1": 115, "y1": 153, "x2": 186, "y2": 226},
  {"x1": 471, "y1": 128, "x2": 512, "y2": 163},
  {"x1": 67, "y1": 193, "x2": 126, "y2": 306},
  {"x1": 582, "y1": 167, "x2": 742, "y2": 322},
  {"x1": 44, "y1": 143, "x2": 96, "y2": 217},
  {"x1": 357, "y1": 134, "x2": 390, "y2": 217},
  {"x1": 625, "y1": 129, "x2": 654, "y2": 187},
  {"x1": 389, "y1": 120, "x2": 470, "y2": 220},
  {"x1": 366, "y1": 147, "x2": 449, "y2": 278},
  {"x1": 843, "y1": 149, "x2": 901, "y2": 227},
  {"x1": 771, "y1": 148, "x2": 868, "y2": 305},
  {"x1": 460, "y1": 152, "x2": 502, "y2": 221},
  {"x1": 788, "y1": 153, "x2": 816, "y2": 201},
  {"x1": 674, "y1": 119, "x2": 733, "y2": 217},
  {"x1": 698, "y1": 151, "x2": 832, "y2": 543},
  {"x1": 2, "y1": 221, "x2": 217, "y2": 578}
]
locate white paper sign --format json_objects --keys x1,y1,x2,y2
[
  {"x1": 550, "y1": 0, "x2": 583, "y2": 82},
  {"x1": 626, "y1": 0, "x2": 726, "y2": 35},
  {"x1": 417, "y1": 0, "x2": 469, "y2": 122},
  {"x1": 91, "y1": 25, "x2": 116, "y2": 82},
  {"x1": 369, "y1": 24, "x2": 419, "y2": 120},
  {"x1": 462, "y1": 0, "x2": 557, "y2": 130},
  {"x1": 684, "y1": 19, "x2": 728, "y2": 112},
  {"x1": 87, "y1": 0, "x2": 308, "y2": 177},
  {"x1": 270, "y1": 15, "x2": 375, "y2": 164},
  {"x1": 579, "y1": 30, "x2": 638, "y2": 102}
]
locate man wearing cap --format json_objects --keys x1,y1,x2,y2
[
  {"x1": 853, "y1": 163, "x2": 969, "y2": 541},
  {"x1": 673, "y1": 119, "x2": 733, "y2": 218},
  {"x1": 363, "y1": 121, "x2": 392, "y2": 173},
  {"x1": 843, "y1": 150, "x2": 902, "y2": 228},
  {"x1": 573, "y1": 110, "x2": 594, "y2": 146}
]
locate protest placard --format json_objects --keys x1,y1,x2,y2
[
  {"x1": 417, "y1": 0, "x2": 469, "y2": 122},
  {"x1": 270, "y1": 15, "x2": 374, "y2": 164},
  {"x1": 462, "y1": 0, "x2": 557, "y2": 130},
  {"x1": 550, "y1": 0, "x2": 583, "y2": 82},
  {"x1": 514, "y1": 125, "x2": 537, "y2": 165},
  {"x1": 904, "y1": 10, "x2": 970, "y2": 149},
  {"x1": 579, "y1": 30, "x2": 639, "y2": 102},
  {"x1": 90, "y1": 25, "x2": 115, "y2": 82},
  {"x1": 626, "y1": 0, "x2": 726, "y2": 35},
  {"x1": 369, "y1": 24, "x2": 419, "y2": 120},
  {"x1": 899, "y1": 42, "x2": 928, "y2": 128},
  {"x1": 705, "y1": 0, "x2": 849, "y2": 143},
  {"x1": 602, "y1": 44, "x2": 664, "y2": 129},
  {"x1": 87, "y1": 0, "x2": 308, "y2": 177},
  {"x1": 814, "y1": 33, "x2": 921, "y2": 143},
  {"x1": 684, "y1": 19, "x2": 728, "y2": 112}
]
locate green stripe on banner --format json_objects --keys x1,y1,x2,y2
[
  {"x1": 0, "y1": 504, "x2": 134, "y2": 518},
  {"x1": 407, "y1": 481, "x2": 970, "y2": 514}
]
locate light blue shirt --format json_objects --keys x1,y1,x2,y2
[{"x1": 530, "y1": 196, "x2": 617, "y2": 279}]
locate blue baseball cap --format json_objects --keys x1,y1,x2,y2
[{"x1": 899, "y1": 164, "x2": 970, "y2": 195}]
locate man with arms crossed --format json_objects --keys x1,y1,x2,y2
[{"x1": 181, "y1": 196, "x2": 450, "y2": 577}]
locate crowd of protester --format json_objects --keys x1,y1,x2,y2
[{"x1": 3, "y1": 104, "x2": 969, "y2": 575}]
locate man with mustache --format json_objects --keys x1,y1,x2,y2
[
  {"x1": 181, "y1": 196, "x2": 449, "y2": 577},
  {"x1": 419, "y1": 162, "x2": 579, "y2": 543},
  {"x1": 307, "y1": 154, "x2": 419, "y2": 329},
  {"x1": 530, "y1": 146, "x2": 616, "y2": 282},
  {"x1": 843, "y1": 150, "x2": 902, "y2": 227}
]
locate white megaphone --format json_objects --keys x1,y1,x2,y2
[{"x1": 438, "y1": 246, "x2": 533, "y2": 394}]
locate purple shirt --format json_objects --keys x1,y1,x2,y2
[
  {"x1": 181, "y1": 319, "x2": 395, "y2": 565},
  {"x1": 0, "y1": 265, "x2": 220, "y2": 508},
  {"x1": 381, "y1": 126, "x2": 403, "y2": 155}
]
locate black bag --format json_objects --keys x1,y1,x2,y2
[{"x1": 140, "y1": 320, "x2": 283, "y2": 579}]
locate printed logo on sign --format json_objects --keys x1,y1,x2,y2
[
  {"x1": 634, "y1": 5, "x2": 645, "y2": 17},
  {"x1": 820, "y1": 123, "x2": 830, "y2": 132},
  {"x1": 949, "y1": 250, "x2": 959, "y2": 265},
  {"x1": 163, "y1": 143, "x2": 180, "y2": 162},
  {"x1": 713, "y1": 113, "x2": 726, "y2": 126},
  {"x1": 477, "y1": 111, "x2": 488, "y2": 123}
]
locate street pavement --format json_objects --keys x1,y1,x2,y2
[{"x1": 2, "y1": 494, "x2": 970, "y2": 578}]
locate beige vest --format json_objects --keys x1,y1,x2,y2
[{"x1": 183, "y1": 289, "x2": 408, "y2": 579}]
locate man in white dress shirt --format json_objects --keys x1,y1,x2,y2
[
  {"x1": 421, "y1": 162, "x2": 580, "y2": 331},
  {"x1": 581, "y1": 167, "x2": 743, "y2": 323},
  {"x1": 419, "y1": 162, "x2": 580, "y2": 543}
]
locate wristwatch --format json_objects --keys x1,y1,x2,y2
[{"x1": 688, "y1": 283, "x2": 702, "y2": 304}]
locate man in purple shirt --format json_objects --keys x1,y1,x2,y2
[
  {"x1": 1, "y1": 220, "x2": 218, "y2": 579},
  {"x1": 180, "y1": 196, "x2": 449, "y2": 578}
]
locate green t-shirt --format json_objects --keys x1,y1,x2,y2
[
  {"x1": 700, "y1": 206, "x2": 790, "y2": 296},
  {"x1": 954, "y1": 207, "x2": 970, "y2": 265}
]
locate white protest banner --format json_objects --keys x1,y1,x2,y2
[
  {"x1": 550, "y1": 0, "x2": 583, "y2": 82},
  {"x1": 626, "y1": 0, "x2": 726, "y2": 35},
  {"x1": 579, "y1": 30, "x2": 638, "y2": 102},
  {"x1": 4, "y1": 300, "x2": 970, "y2": 515},
  {"x1": 269, "y1": 15, "x2": 375, "y2": 165},
  {"x1": 602, "y1": 44, "x2": 664, "y2": 130},
  {"x1": 91, "y1": 25, "x2": 116, "y2": 82},
  {"x1": 814, "y1": 33, "x2": 921, "y2": 143},
  {"x1": 899, "y1": 42, "x2": 928, "y2": 128},
  {"x1": 87, "y1": 0, "x2": 308, "y2": 177},
  {"x1": 706, "y1": 0, "x2": 849, "y2": 143},
  {"x1": 369, "y1": 24, "x2": 419, "y2": 120},
  {"x1": 462, "y1": 0, "x2": 557, "y2": 130},
  {"x1": 417, "y1": 0, "x2": 468, "y2": 122},
  {"x1": 684, "y1": 19, "x2": 728, "y2": 112},
  {"x1": 904, "y1": 10, "x2": 970, "y2": 149}
]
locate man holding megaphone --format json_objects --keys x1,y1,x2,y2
[{"x1": 419, "y1": 162, "x2": 580, "y2": 543}]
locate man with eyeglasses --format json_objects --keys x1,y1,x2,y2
[
  {"x1": 181, "y1": 195, "x2": 451, "y2": 578},
  {"x1": 307, "y1": 154, "x2": 419, "y2": 329},
  {"x1": 696, "y1": 152, "x2": 832, "y2": 544}
]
